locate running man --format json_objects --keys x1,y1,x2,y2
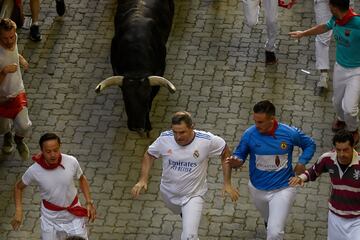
[
  {"x1": 226, "y1": 100, "x2": 316, "y2": 239},
  {"x1": 131, "y1": 111, "x2": 239, "y2": 240},
  {"x1": 11, "y1": 133, "x2": 96, "y2": 239},
  {"x1": 289, "y1": 0, "x2": 360, "y2": 144},
  {"x1": 289, "y1": 130, "x2": 360, "y2": 240}
]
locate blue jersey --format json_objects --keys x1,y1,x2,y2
[
  {"x1": 326, "y1": 16, "x2": 360, "y2": 68},
  {"x1": 233, "y1": 123, "x2": 316, "y2": 191}
]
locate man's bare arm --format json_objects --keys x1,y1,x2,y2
[
  {"x1": 11, "y1": 180, "x2": 27, "y2": 230},
  {"x1": 131, "y1": 152, "x2": 156, "y2": 198},
  {"x1": 79, "y1": 175, "x2": 96, "y2": 222},
  {"x1": 221, "y1": 145, "x2": 240, "y2": 202}
]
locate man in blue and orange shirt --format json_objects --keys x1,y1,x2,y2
[{"x1": 226, "y1": 100, "x2": 316, "y2": 240}]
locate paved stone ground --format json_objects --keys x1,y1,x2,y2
[{"x1": 0, "y1": 0, "x2": 346, "y2": 239}]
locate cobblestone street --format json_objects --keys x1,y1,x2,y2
[{"x1": 0, "y1": 0, "x2": 340, "y2": 239}]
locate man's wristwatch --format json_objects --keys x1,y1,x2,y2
[{"x1": 86, "y1": 200, "x2": 94, "y2": 205}]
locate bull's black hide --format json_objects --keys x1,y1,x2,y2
[{"x1": 97, "y1": 0, "x2": 175, "y2": 134}]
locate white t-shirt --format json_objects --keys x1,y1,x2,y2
[
  {"x1": 148, "y1": 130, "x2": 226, "y2": 205},
  {"x1": 0, "y1": 34, "x2": 25, "y2": 99},
  {"x1": 22, "y1": 154, "x2": 83, "y2": 223}
]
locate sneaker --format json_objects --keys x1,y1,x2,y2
[
  {"x1": 317, "y1": 72, "x2": 329, "y2": 88},
  {"x1": 265, "y1": 51, "x2": 277, "y2": 65},
  {"x1": 30, "y1": 25, "x2": 42, "y2": 41},
  {"x1": 2, "y1": 132, "x2": 14, "y2": 154},
  {"x1": 56, "y1": 0, "x2": 66, "y2": 16},
  {"x1": 332, "y1": 119, "x2": 346, "y2": 132},
  {"x1": 351, "y1": 130, "x2": 360, "y2": 146},
  {"x1": 16, "y1": 140, "x2": 30, "y2": 161}
]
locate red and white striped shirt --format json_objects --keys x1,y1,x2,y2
[{"x1": 300, "y1": 150, "x2": 360, "y2": 218}]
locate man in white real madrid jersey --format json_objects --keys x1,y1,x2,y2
[
  {"x1": 131, "y1": 111, "x2": 239, "y2": 240},
  {"x1": 226, "y1": 100, "x2": 316, "y2": 240}
]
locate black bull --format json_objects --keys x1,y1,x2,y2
[{"x1": 95, "y1": 0, "x2": 176, "y2": 134}]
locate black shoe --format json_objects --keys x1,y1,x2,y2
[
  {"x1": 265, "y1": 51, "x2": 277, "y2": 65},
  {"x1": 56, "y1": 0, "x2": 66, "y2": 16},
  {"x1": 30, "y1": 25, "x2": 42, "y2": 41}
]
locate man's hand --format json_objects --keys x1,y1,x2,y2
[
  {"x1": 2, "y1": 63, "x2": 18, "y2": 74},
  {"x1": 288, "y1": 31, "x2": 304, "y2": 39},
  {"x1": 131, "y1": 181, "x2": 148, "y2": 198},
  {"x1": 11, "y1": 209, "x2": 23, "y2": 230},
  {"x1": 225, "y1": 156, "x2": 244, "y2": 169},
  {"x1": 288, "y1": 176, "x2": 304, "y2": 187},
  {"x1": 288, "y1": 0, "x2": 297, "y2": 8},
  {"x1": 19, "y1": 58, "x2": 29, "y2": 72},
  {"x1": 222, "y1": 184, "x2": 240, "y2": 203},
  {"x1": 86, "y1": 202, "x2": 96, "y2": 223},
  {"x1": 294, "y1": 163, "x2": 306, "y2": 175}
]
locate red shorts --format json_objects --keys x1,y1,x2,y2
[{"x1": 0, "y1": 92, "x2": 28, "y2": 119}]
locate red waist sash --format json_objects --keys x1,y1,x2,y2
[
  {"x1": 42, "y1": 196, "x2": 88, "y2": 217},
  {"x1": 0, "y1": 92, "x2": 27, "y2": 119}
]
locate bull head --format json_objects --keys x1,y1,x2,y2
[{"x1": 95, "y1": 75, "x2": 176, "y2": 134}]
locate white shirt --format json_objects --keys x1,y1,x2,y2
[
  {"x1": 0, "y1": 34, "x2": 25, "y2": 99},
  {"x1": 22, "y1": 154, "x2": 83, "y2": 223},
  {"x1": 148, "y1": 130, "x2": 226, "y2": 205}
]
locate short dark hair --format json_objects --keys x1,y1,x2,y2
[
  {"x1": 0, "y1": 18, "x2": 16, "y2": 32},
  {"x1": 39, "y1": 133, "x2": 61, "y2": 149},
  {"x1": 253, "y1": 100, "x2": 276, "y2": 116},
  {"x1": 332, "y1": 129, "x2": 354, "y2": 147},
  {"x1": 66, "y1": 236, "x2": 86, "y2": 240},
  {"x1": 329, "y1": 0, "x2": 349, "y2": 12},
  {"x1": 171, "y1": 111, "x2": 193, "y2": 128}
]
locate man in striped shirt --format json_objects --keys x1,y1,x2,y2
[{"x1": 289, "y1": 130, "x2": 360, "y2": 240}]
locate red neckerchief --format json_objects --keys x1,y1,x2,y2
[
  {"x1": 266, "y1": 119, "x2": 279, "y2": 136},
  {"x1": 33, "y1": 153, "x2": 65, "y2": 170},
  {"x1": 278, "y1": 0, "x2": 296, "y2": 9},
  {"x1": 42, "y1": 195, "x2": 88, "y2": 217},
  {"x1": 336, "y1": 8, "x2": 360, "y2": 26}
]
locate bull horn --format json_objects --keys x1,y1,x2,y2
[
  {"x1": 148, "y1": 76, "x2": 176, "y2": 94},
  {"x1": 95, "y1": 76, "x2": 124, "y2": 93}
]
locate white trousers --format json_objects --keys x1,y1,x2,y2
[
  {"x1": 161, "y1": 193, "x2": 203, "y2": 240},
  {"x1": 248, "y1": 181, "x2": 297, "y2": 240},
  {"x1": 314, "y1": 0, "x2": 332, "y2": 70},
  {"x1": 243, "y1": 0, "x2": 278, "y2": 52},
  {"x1": 40, "y1": 216, "x2": 88, "y2": 240},
  {"x1": 0, "y1": 107, "x2": 32, "y2": 137},
  {"x1": 332, "y1": 63, "x2": 360, "y2": 131},
  {"x1": 328, "y1": 211, "x2": 360, "y2": 240}
]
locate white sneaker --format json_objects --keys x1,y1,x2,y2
[{"x1": 317, "y1": 72, "x2": 329, "y2": 88}]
